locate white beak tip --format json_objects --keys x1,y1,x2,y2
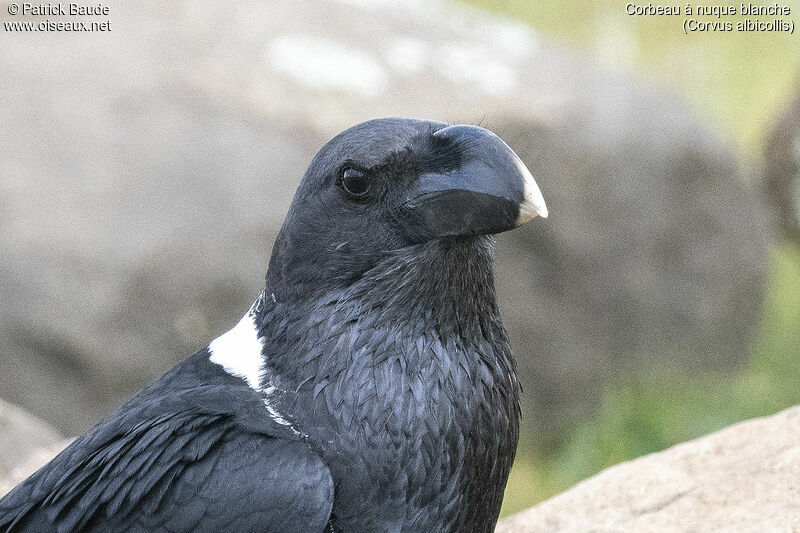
[{"x1": 515, "y1": 157, "x2": 549, "y2": 224}]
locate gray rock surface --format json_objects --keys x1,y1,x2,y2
[
  {"x1": 0, "y1": 0, "x2": 768, "y2": 434},
  {"x1": 764, "y1": 81, "x2": 800, "y2": 246},
  {"x1": 496, "y1": 405, "x2": 800, "y2": 532},
  {"x1": 0, "y1": 399, "x2": 64, "y2": 484},
  {"x1": 0, "y1": 439, "x2": 73, "y2": 499},
  {"x1": 0, "y1": 438, "x2": 73, "y2": 499}
]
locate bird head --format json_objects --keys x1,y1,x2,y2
[{"x1": 267, "y1": 118, "x2": 547, "y2": 299}]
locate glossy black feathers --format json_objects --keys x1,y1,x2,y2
[{"x1": 1, "y1": 118, "x2": 528, "y2": 533}]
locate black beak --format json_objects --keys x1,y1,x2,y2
[{"x1": 402, "y1": 125, "x2": 548, "y2": 242}]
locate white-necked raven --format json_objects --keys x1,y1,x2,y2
[{"x1": 0, "y1": 118, "x2": 548, "y2": 532}]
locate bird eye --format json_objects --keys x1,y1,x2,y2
[{"x1": 341, "y1": 168, "x2": 370, "y2": 197}]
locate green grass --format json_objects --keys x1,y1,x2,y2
[
  {"x1": 501, "y1": 244, "x2": 800, "y2": 515},
  {"x1": 459, "y1": 1, "x2": 800, "y2": 516}
]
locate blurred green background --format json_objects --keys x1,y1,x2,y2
[{"x1": 457, "y1": 0, "x2": 800, "y2": 515}]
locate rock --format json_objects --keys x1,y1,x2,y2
[
  {"x1": 0, "y1": 440, "x2": 73, "y2": 499},
  {"x1": 0, "y1": 399, "x2": 64, "y2": 484},
  {"x1": 764, "y1": 81, "x2": 800, "y2": 247},
  {"x1": 495, "y1": 405, "x2": 800, "y2": 532},
  {"x1": 0, "y1": 0, "x2": 768, "y2": 434}
]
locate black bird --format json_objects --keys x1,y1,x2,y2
[{"x1": 0, "y1": 118, "x2": 548, "y2": 532}]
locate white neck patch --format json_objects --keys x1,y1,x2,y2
[
  {"x1": 208, "y1": 294, "x2": 304, "y2": 437},
  {"x1": 208, "y1": 307, "x2": 264, "y2": 390}
]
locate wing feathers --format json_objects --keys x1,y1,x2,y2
[{"x1": 1, "y1": 395, "x2": 333, "y2": 533}]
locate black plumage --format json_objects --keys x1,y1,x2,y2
[{"x1": 0, "y1": 118, "x2": 547, "y2": 532}]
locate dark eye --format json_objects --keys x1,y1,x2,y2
[{"x1": 341, "y1": 168, "x2": 370, "y2": 197}]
